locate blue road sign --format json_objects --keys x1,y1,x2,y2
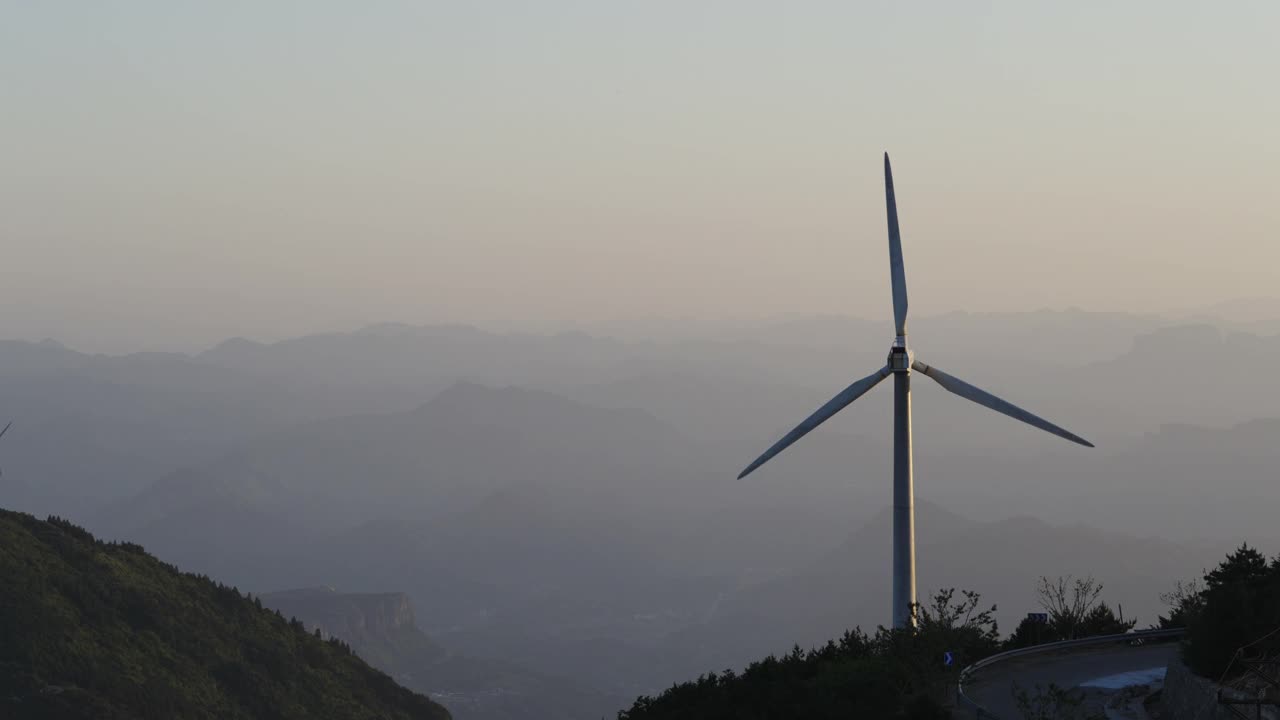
[{"x1": 943, "y1": 651, "x2": 953, "y2": 667}]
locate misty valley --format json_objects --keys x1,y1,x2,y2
[{"x1": 3, "y1": 311, "x2": 1278, "y2": 718}]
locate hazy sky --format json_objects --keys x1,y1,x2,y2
[{"x1": 2, "y1": 2, "x2": 1277, "y2": 352}]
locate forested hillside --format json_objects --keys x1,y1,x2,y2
[
  {"x1": 0, "y1": 509, "x2": 451, "y2": 720},
  {"x1": 618, "y1": 590, "x2": 1000, "y2": 720}
]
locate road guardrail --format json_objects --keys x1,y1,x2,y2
[{"x1": 956, "y1": 627, "x2": 1186, "y2": 718}]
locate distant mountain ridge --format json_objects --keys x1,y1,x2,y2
[
  {"x1": 7, "y1": 313, "x2": 1280, "y2": 718},
  {"x1": 99, "y1": 381, "x2": 701, "y2": 543},
  {"x1": 668, "y1": 500, "x2": 1220, "y2": 670},
  {"x1": 9, "y1": 312, "x2": 1280, "y2": 520}
]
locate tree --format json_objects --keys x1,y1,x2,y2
[
  {"x1": 1077, "y1": 602, "x2": 1136, "y2": 637},
  {"x1": 912, "y1": 588, "x2": 1000, "y2": 678},
  {"x1": 1034, "y1": 575, "x2": 1133, "y2": 639},
  {"x1": 1157, "y1": 580, "x2": 1204, "y2": 629},
  {"x1": 1004, "y1": 576, "x2": 1134, "y2": 648},
  {"x1": 1004, "y1": 615, "x2": 1056, "y2": 649},
  {"x1": 1181, "y1": 545, "x2": 1280, "y2": 677},
  {"x1": 618, "y1": 588, "x2": 1000, "y2": 720},
  {"x1": 1036, "y1": 575, "x2": 1102, "y2": 639}
]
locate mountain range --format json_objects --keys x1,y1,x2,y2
[{"x1": 3, "y1": 310, "x2": 1277, "y2": 717}]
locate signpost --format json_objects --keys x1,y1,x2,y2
[{"x1": 1025, "y1": 612, "x2": 1051, "y2": 645}]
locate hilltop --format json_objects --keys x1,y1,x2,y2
[{"x1": 0, "y1": 508, "x2": 451, "y2": 720}]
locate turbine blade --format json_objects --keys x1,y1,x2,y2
[
  {"x1": 885, "y1": 152, "x2": 908, "y2": 336},
  {"x1": 0, "y1": 421, "x2": 9, "y2": 440},
  {"x1": 738, "y1": 366, "x2": 891, "y2": 479},
  {"x1": 912, "y1": 359, "x2": 1094, "y2": 448}
]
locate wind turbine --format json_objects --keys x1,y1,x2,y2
[{"x1": 738, "y1": 153, "x2": 1093, "y2": 629}]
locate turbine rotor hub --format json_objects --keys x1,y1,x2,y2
[{"x1": 888, "y1": 341, "x2": 913, "y2": 373}]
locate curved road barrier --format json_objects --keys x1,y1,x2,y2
[{"x1": 956, "y1": 628, "x2": 1186, "y2": 718}]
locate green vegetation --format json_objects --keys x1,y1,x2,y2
[
  {"x1": 1004, "y1": 575, "x2": 1135, "y2": 649},
  {"x1": 1011, "y1": 682, "x2": 1105, "y2": 720},
  {"x1": 619, "y1": 576, "x2": 1142, "y2": 719},
  {"x1": 618, "y1": 589, "x2": 1000, "y2": 720},
  {"x1": 0, "y1": 509, "x2": 450, "y2": 720},
  {"x1": 1163, "y1": 544, "x2": 1280, "y2": 678}
]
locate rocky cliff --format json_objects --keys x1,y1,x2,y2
[
  {"x1": 263, "y1": 587, "x2": 420, "y2": 642},
  {"x1": 1162, "y1": 658, "x2": 1280, "y2": 720},
  {"x1": 259, "y1": 586, "x2": 621, "y2": 720}
]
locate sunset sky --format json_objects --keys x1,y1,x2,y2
[{"x1": 3, "y1": 1, "x2": 1277, "y2": 351}]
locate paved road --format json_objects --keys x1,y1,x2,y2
[{"x1": 961, "y1": 642, "x2": 1177, "y2": 719}]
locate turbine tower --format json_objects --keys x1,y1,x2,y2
[{"x1": 738, "y1": 153, "x2": 1093, "y2": 629}]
